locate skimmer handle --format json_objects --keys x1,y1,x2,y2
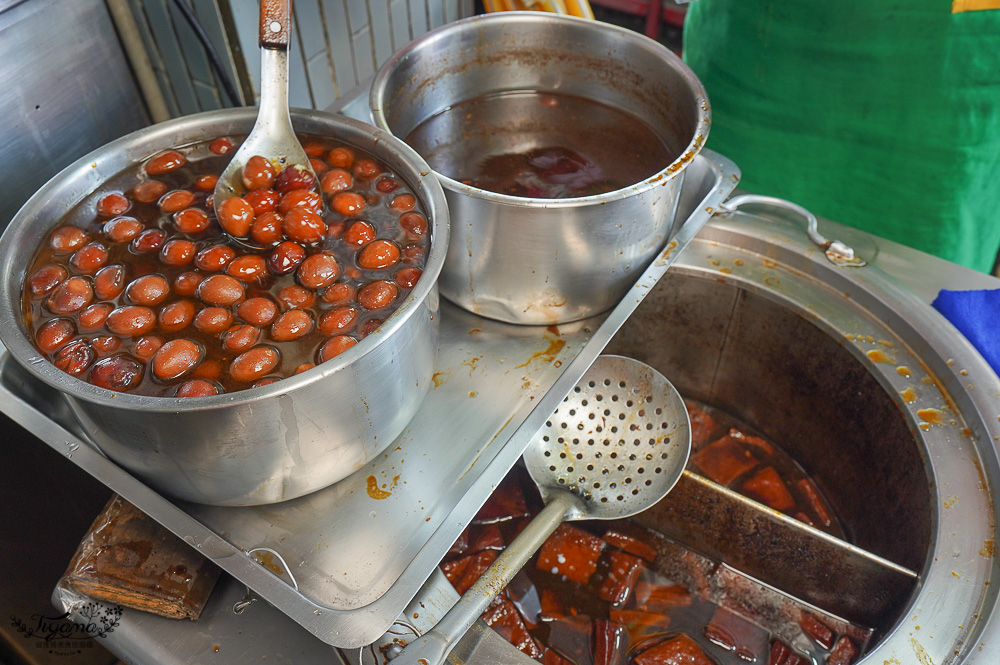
[{"x1": 389, "y1": 491, "x2": 582, "y2": 665}]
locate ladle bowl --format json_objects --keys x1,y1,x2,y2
[{"x1": 213, "y1": 0, "x2": 322, "y2": 250}]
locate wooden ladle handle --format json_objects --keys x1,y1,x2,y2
[{"x1": 259, "y1": 0, "x2": 291, "y2": 49}]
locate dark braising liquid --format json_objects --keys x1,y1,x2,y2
[
  {"x1": 441, "y1": 400, "x2": 861, "y2": 665},
  {"x1": 404, "y1": 91, "x2": 678, "y2": 199}
]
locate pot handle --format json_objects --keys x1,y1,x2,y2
[{"x1": 719, "y1": 194, "x2": 867, "y2": 268}]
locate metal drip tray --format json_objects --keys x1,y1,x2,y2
[{"x1": 0, "y1": 152, "x2": 739, "y2": 648}]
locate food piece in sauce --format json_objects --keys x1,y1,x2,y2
[
  {"x1": 539, "y1": 587, "x2": 566, "y2": 619},
  {"x1": 597, "y1": 550, "x2": 644, "y2": 606},
  {"x1": 686, "y1": 401, "x2": 718, "y2": 449},
  {"x1": 740, "y1": 466, "x2": 796, "y2": 512},
  {"x1": 767, "y1": 640, "x2": 808, "y2": 665},
  {"x1": 727, "y1": 427, "x2": 776, "y2": 458},
  {"x1": 798, "y1": 612, "x2": 835, "y2": 649},
  {"x1": 796, "y1": 478, "x2": 835, "y2": 528},
  {"x1": 826, "y1": 636, "x2": 858, "y2": 665},
  {"x1": 592, "y1": 619, "x2": 628, "y2": 665},
  {"x1": 704, "y1": 606, "x2": 768, "y2": 662},
  {"x1": 542, "y1": 614, "x2": 593, "y2": 665},
  {"x1": 634, "y1": 582, "x2": 692, "y2": 613},
  {"x1": 442, "y1": 550, "x2": 497, "y2": 596},
  {"x1": 537, "y1": 524, "x2": 605, "y2": 585},
  {"x1": 690, "y1": 433, "x2": 758, "y2": 486},
  {"x1": 631, "y1": 633, "x2": 714, "y2": 665},
  {"x1": 474, "y1": 481, "x2": 531, "y2": 523},
  {"x1": 542, "y1": 647, "x2": 574, "y2": 665},
  {"x1": 468, "y1": 523, "x2": 505, "y2": 553},
  {"x1": 481, "y1": 597, "x2": 544, "y2": 660},
  {"x1": 604, "y1": 529, "x2": 659, "y2": 563},
  {"x1": 609, "y1": 608, "x2": 671, "y2": 635}
]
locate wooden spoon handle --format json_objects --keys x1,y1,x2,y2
[{"x1": 259, "y1": 0, "x2": 291, "y2": 49}]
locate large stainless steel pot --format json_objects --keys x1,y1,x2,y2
[
  {"x1": 363, "y1": 205, "x2": 1000, "y2": 664},
  {"x1": 370, "y1": 13, "x2": 710, "y2": 325},
  {"x1": 0, "y1": 108, "x2": 449, "y2": 507}
]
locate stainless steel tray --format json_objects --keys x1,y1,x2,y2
[{"x1": 0, "y1": 150, "x2": 738, "y2": 648}]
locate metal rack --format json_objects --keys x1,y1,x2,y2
[{"x1": 0, "y1": 151, "x2": 738, "y2": 649}]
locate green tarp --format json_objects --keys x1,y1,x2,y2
[{"x1": 683, "y1": 0, "x2": 1000, "y2": 273}]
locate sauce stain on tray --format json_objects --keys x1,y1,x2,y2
[{"x1": 367, "y1": 475, "x2": 392, "y2": 500}]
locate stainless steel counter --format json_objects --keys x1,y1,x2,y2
[
  {"x1": 3, "y1": 152, "x2": 735, "y2": 660},
  {"x1": 27, "y1": 200, "x2": 999, "y2": 665}
]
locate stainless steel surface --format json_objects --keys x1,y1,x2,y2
[
  {"x1": 370, "y1": 12, "x2": 711, "y2": 324},
  {"x1": 0, "y1": 150, "x2": 739, "y2": 648},
  {"x1": 0, "y1": 0, "x2": 147, "y2": 230},
  {"x1": 0, "y1": 107, "x2": 449, "y2": 507},
  {"x1": 390, "y1": 355, "x2": 691, "y2": 665},
  {"x1": 376, "y1": 197, "x2": 1000, "y2": 664},
  {"x1": 27, "y1": 177, "x2": 1000, "y2": 664},
  {"x1": 636, "y1": 470, "x2": 918, "y2": 627},
  {"x1": 215, "y1": 0, "x2": 321, "y2": 248}
]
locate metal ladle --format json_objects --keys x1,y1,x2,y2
[
  {"x1": 388, "y1": 355, "x2": 692, "y2": 665},
  {"x1": 213, "y1": 0, "x2": 320, "y2": 249}
]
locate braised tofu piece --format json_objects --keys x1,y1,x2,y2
[
  {"x1": 593, "y1": 619, "x2": 628, "y2": 665},
  {"x1": 506, "y1": 571, "x2": 543, "y2": 629},
  {"x1": 703, "y1": 606, "x2": 768, "y2": 661},
  {"x1": 598, "y1": 550, "x2": 645, "y2": 606},
  {"x1": 826, "y1": 636, "x2": 858, "y2": 665},
  {"x1": 441, "y1": 550, "x2": 497, "y2": 595},
  {"x1": 447, "y1": 522, "x2": 504, "y2": 560},
  {"x1": 610, "y1": 609, "x2": 671, "y2": 637},
  {"x1": 474, "y1": 481, "x2": 531, "y2": 523},
  {"x1": 797, "y1": 477, "x2": 835, "y2": 528},
  {"x1": 539, "y1": 588, "x2": 567, "y2": 619},
  {"x1": 537, "y1": 524, "x2": 606, "y2": 585},
  {"x1": 690, "y1": 433, "x2": 758, "y2": 486},
  {"x1": 741, "y1": 466, "x2": 796, "y2": 512},
  {"x1": 632, "y1": 633, "x2": 714, "y2": 665},
  {"x1": 768, "y1": 640, "x2": 808, "y2": 665},
  {"x1": 468, "y1": 523, "x2": 505, "y2": 552},
  {"x1": 793, "y1": 511, "x2": 817, "y2": 528},
  {"x1": 729, "y1": 427, "x2": 775, "y2": 457},
  {"x1": 634, "y1": 582, "x2": 692, "y2": 613},
  {"x1": 544, "y1": 614, "x2": 594, "y2": 664},
  {"x1": 686, "y1": 401, "x2": 718, "y2": 449},
  {"x1": 604, "y1": 529, "x2": 659, "y2": 562},
  {"x1": 543, "y1": 648, "x2": 575, "y2": 665},
  {"x1": 481, "y1": 598, "x2": 544, "y2": 660},
  {"x1": 799, "y1": 612, "x2": 835, "y2": 649}
]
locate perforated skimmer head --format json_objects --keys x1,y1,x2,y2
[{"x1": 524, "y1": 355, "x2": 691, "y2": 521}]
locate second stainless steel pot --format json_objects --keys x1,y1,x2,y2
[
  {"x1": 0, "y1": 108, "x2": 449, "y2": 506},
  {"x1": 370, "y1": 13, "x2": 710, "y2": 325}
]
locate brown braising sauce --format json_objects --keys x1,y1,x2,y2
[
  {"x1": 441, "y1": 401, "x2": 859, "y2": 665},
  {"x1": 22, "y1": 135, "x2": 431, "y2": 396},
  {"x1": 404, "y1": 91, "x2": 678, "y2": 199}
]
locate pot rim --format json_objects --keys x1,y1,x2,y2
[
  {"x1": 369, "y1": 11, "x2": 711, "y2": 208},
  {"x1": 0, "y1": 107, "x2": 450, "y2": 413}
]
